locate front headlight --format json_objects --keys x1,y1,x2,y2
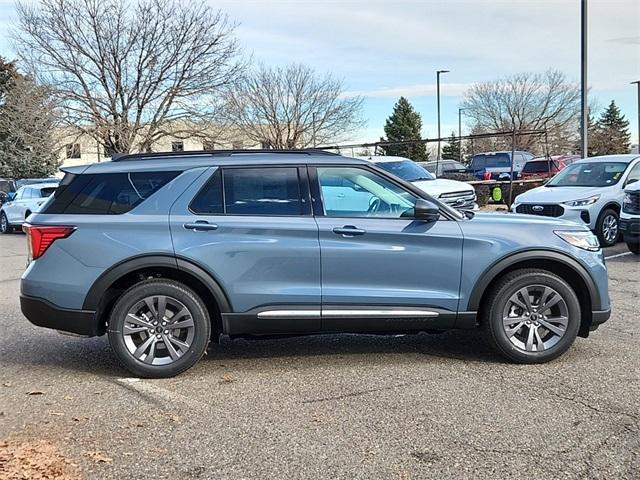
[
  {"x1": 623, "y1": 193, "x2": 632, "y2": 207},
  {"x1": 562, "y1": 194, "x2": 600, "y2": 207},
  {"x1": 554, "y1": 230, "x2": 600, "y2": 251}
]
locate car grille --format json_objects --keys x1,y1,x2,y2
[
  {"x1": 439, "y1": 190, "x2": 476, "y2": 210},
  {"x1": 623, "y1": 191, "x2": 640, "y2": 215},
  {"x1": 516, "y1": 204, "x2": 565, "y2": 217}
]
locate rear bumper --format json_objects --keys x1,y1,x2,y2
[{"x1": 20, "y1": 295, "x2": 101, "y2": 337}]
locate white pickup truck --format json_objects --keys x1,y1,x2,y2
[{"x1": 363, "y1": 156, "x2": 478, "y2": 211}]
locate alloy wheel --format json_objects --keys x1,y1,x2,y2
[
  {"x1": 123, "y1": 295, "x2": 195, "y2": 365},
  {"x1": 0, "y1": 214, "x2": 7, "y2": 233},
  {"x1": 502, "y1": 285, "x2": 569, "y2": 352},
  {"x1": 601, "y1": 214, "x2": 618, "y2": 244}
]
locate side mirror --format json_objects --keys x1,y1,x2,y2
[
  {"x1": 414, "y1": 198, "x2": 440, "y2": 222},
  {"x1": 6, "y1": 192, "x2": 15, "y2": 202}
]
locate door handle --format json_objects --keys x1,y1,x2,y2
[
  {"x1": 183, "y1": 221, "x2": 218, "y2": 232},
  {"x1": 332, "y1": 226, "x2": 366, "y2": 236}
]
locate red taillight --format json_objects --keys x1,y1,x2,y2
[{"x1": 23, "y1": 224, "x2": 75, "y2": 260}]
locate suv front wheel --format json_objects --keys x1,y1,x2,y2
[
  {"x1": 596, "y1": 208, "x2": 619, "y2": 247},
  {"x1": 108, "y1": 279, "x2": 211, "y2": 378},
  {"x1": 482, "y1": 269, "x2": 581, "y2": 363}
]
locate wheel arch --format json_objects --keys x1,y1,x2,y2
[
  {"x1": 467, "y1": 250, "x2": 601, "y2": 338},
  {"x1": 84, "y1": 254, "x2": 232, "y2": 336},
  {"x1": 599, "y1": 201, "x2": 621, "y2": 216}
]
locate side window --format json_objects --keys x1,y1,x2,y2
[
  {"x1": 14, "y1": 188, "x2": 25, "y2": 200},
  {"x1": 223, "y1": 167, "x2": 302, "y2": 216},
  {"x1": 317, "y1": 167, "x2": 417, "y2": 218},
  {"x1": 625, "y1": 162, "x2": 640, "y2": 186},
  {"x1": 45, "y1": 171, "x2": 180, "y2": 214},
  {"x1": 190, "y1": 169, "x2": 223, "y2": 214}
]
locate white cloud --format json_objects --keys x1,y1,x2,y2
[{"x1": 343, "y1": 82, "x2": 473, "y2": 98}]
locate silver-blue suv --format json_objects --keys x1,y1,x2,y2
[{"x1": 20, "y1": 150, "x2": 611, "y2": 377}]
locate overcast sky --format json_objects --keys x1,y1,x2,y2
[{"x1": 0, "y1": 0, "x2": 638, "y2": 145}]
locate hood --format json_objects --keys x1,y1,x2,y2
[
  {"x1": 412, "y1": 178, "x2": 474, "y2": 198},
  {"x1": 515, "y1": 185, "x2": 607, "y2": 204},
  {"x1": 468, "y1": 212, "x2": 587, "y2": 230}
]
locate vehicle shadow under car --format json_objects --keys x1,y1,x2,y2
[{"x1": 2, "y1": 329, "x2": 505, "y2": 378}]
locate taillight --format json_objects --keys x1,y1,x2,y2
[{"x1": 23, "y1": 224, "x2": 75, "y2": 260}]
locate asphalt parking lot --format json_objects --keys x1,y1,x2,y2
[{"x1": 0, "y1": 232, "x2": 638, "y2": 479}]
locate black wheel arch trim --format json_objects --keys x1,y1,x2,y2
[
  {"x1": 466, "y1": 248, "x2": 602, "y2": 312},
  {"x1": 82, "y1": 253, "x2": 232, "y2": 314}
]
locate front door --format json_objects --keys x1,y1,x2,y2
[
  {"x1": 169, "y1": 166, "x2": 321, "y2": 335},
  {"x1": 311, "y1": 165, "x2": 464, "y2": 332}
]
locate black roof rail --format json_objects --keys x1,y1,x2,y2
[{"x1": 111, "y1": 148, "x2": 338, "y2": 162}]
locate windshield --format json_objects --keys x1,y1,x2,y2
[
  {"x1": 376, "y1": 161, "x2": 435, "y2": 182},
  {"x1": 546, "y1": 162, "x2": 627, "y2": 187},
  {"x1": 471, "y1": 153, "x2": 511, "y2": 169}
]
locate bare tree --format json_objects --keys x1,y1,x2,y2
[
  {"x1": 0, "y1": 75, "x2": 61, "y2": 178},
  {"x1": 14, "y1": 0, "x2": 245, "y2": 154},
  {"x1": 461, "y1": 70, "x2": 581, "y2": 154},
  {"x1": 225, "y1": 64, "x2": 364, "y2": 149}
]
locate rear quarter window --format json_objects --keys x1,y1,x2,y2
[{"x1": 43, "y1": 171, "x2": 180, "y2": 214}]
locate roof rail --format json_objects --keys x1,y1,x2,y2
[{"x1": 111, "y1": 148, "x2": 338, "y2": 162}]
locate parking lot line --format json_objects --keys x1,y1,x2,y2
[{"x1": 604, "y1": 252, "x2": 632, "y2": 260}]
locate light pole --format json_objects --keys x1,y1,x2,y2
[
  {"x1": 632, "y1": 81, "x2": 640, "y2": 149},
  {"x1": 580, "y1": 0, "x2": 588, "y2": 158},
  {"x1": 312, "y1": 112, "x2": 318, "y2": 148},
  {"x1": 436, "y1": 69, "x2": 450, "y2": 171},
  {"x1": 458, "y1": 108, "x2": 465, "y2": 163}
]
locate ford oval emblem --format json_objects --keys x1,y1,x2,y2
[{"x1": 532, "y1": 205, "x2": 544, "y2": 212}]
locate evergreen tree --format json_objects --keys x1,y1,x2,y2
[
  {"x1": 591, "y1": 101, "x2": 631, "y2": 155},
  {"x1": 380, "y1": 97, "x2": 428, "y2": 161},
  {"x1": 441, "y1": 131, "x2": 461, "y2": 160}
]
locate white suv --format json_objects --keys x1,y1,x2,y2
[
  {"x1": 512, "y1": 155, "x2": 640, "y2": 247},
  {"x1": 0, "y1": 182, "x2": 59, "y2": 233},
  {"x1": 363, "y1": 156, "x2": 478, "y2": 211},
  {"x1": 621, "y1": 180, "x2": 640, "y2": 254}
]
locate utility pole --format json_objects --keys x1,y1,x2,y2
[
  {"x1": 632, "y1": 81, "x2": 640, "y2": 150},
  {"x1": 580, "y1": 0, "x2": 588, "y2": 158},
  {"x1": 436, "y1": 69, "x2": 450, "y2": 172},
  {"x1": 458, "y1": 108, "x2": 465, "y2": 162}
]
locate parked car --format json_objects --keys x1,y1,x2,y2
[
  {"x1": 20, "y1": 149, "x2": 610, "y2": 377},
  {"x1": 469, "y1": 151, "x2": 535, "y2": 180},
  {"x1": 520, "y1": 155, "x2": 581, "y2": 179},
  {"x1": 364, "y1": 156, "x2": 478, "y2": 211},
  {"x1": 419, "y1": 159, "x2": 468, "y2": 177},
  {"x1": 0, "y1": 182, "x2": 59, "y2": 233},
  {"x1": 620, "y1": 180, "x2": 640, "y2": 254},
  {"x1": 512, "y1": 155, "x2": 640, "y2": 247}
]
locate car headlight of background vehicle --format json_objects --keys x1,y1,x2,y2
[
  {"x1": 554, "y1": 230, "x2": 600, "y2": 251},
  {"x1": 623, "y1": 192, "x2": 632, "y2": 208},
  {"x1": 562, "y1": 195, "x2": 600, "y2": 207}
]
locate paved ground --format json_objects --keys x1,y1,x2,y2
[{"x1": 0, "y1": 233, "x2": 638, "y2": 479}]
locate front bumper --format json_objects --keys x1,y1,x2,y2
[
  {"x1": 20, "y1": 295, "x2": 101, "y2": 337},
  {"x1": 619, "y1": 216, "x2": 640, "y2": 239}
]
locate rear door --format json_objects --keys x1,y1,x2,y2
[
  {"x1": 311, "y1": 165, "x2": 464, "y2": 332},
  {"x1": 169, "y1": 166, "x2": 321, "y2": 334},
  {"x1": 5, "y1": 187, "x2": 28, "y2": 223}
]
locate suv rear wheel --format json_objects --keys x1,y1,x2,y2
[
  {"x1": 482, "y1": 269, "x2": 580, "y2": 363},
  {"x1": 108, "y1": 279, "x2": 210, "y2": 378}
]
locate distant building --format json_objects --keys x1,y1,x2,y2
[{"x1": 55, "y1": 125, "x2": 260, "y2": 168}]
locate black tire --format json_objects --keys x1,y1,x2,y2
[
  {"x1": 0, "y1": 212, "x2": 11, "y2": 234},
  {"x1": 482, "y1": 269, "x2": 581, "y2": 364},
  {"x1": 107, "y1": 279, "x2": 210, "y2": 378},
  {"x1": 627, "y1": 240, "x2": 640, "y2": 254},
  {"x1": 595, "y1": 208, "x2": 619, "y2": 247}
]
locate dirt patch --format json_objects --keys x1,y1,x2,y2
[{"x1": 0, "y1": 439, "x2": 81, "y2": 480}]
